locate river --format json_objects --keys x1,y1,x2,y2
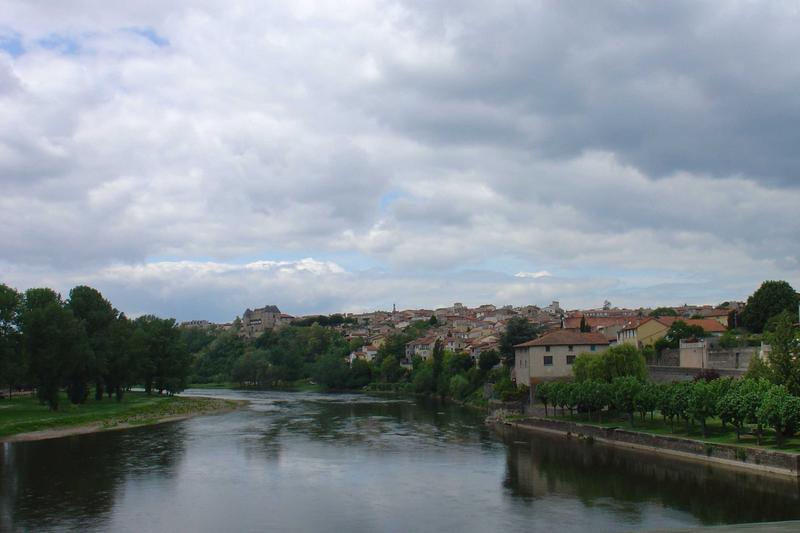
[{"x1": 2, "y1": 389, "x2": 799, "y2": 532}]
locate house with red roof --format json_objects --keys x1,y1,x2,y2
[{"x1": 513, "y1": 330, "x2": 610, "y2": 386}]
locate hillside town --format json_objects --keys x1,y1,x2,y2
[{"x1": 180, "y1": 294, "x2": 796, "y2": 387}]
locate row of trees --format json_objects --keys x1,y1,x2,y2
[
  {"x1": 0, "y1": 284, "x2": 191, "y2": 409},
  {"x1": 538, "y1": 377, "x2": 800, "y2": 446}
]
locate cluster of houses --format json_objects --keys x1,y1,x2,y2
[
  {"x1": 181, "y1": 299, "x2": 766, "y2": 386},
  {"x1": 347, "y1": 302, "x2": 563, "y2": 367},
  {"x1": 513, "y1": 304, "x2": 756, "y2": 388}
]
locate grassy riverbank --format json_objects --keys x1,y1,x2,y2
[{"x1": 0, "y1": 392, "x2": 244, "y2": 440}]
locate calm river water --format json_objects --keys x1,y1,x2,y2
[{"x1": 2, "y1": 389, "x2": 800, "y2": 532}]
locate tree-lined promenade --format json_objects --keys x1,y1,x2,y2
[{"x1": 535, "y1": 312, "x2": 800, "y2": 450}]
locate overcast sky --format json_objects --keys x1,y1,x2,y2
[{"x1": 1, "y1": 1, "x2": 798, "y2": 321}]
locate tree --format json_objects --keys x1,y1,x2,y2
[
  {"x1": 348, "y1": 358, "x2": 373, "y2": 389},
  {"x1": 649, "y1": 307, "x2": 678, "y2": 317},
  {"x1": 573, "y1": 344, "x2": 647, "y2": 383},
  {"x1": 765, "y1": 312, "x2": 800, "y2": 395},
  {"x1": 134, "y1": 316, "x2": 190, "y2": 395},
  {"x1": 68, "y1": 286, "x2": 117, "y2": 400},
  {"x1": 312, "y1": 352, "x2": 350, "y2": 390},
  {"x1": 655, "y1": 320, "x2": 706, "y2": 351},
  {"x1": 740, "y1": 280, "x2": 798, "y2": 333},
  {"x1": 635, "y1": 382, "x2": 659, "y2": 422},
  {"x1": 379, "y1": 356, "x2": 403, "y2": 383},
  {"x1": 687, "y1": 380, "x2": 719, "y2": 437},
  {"x1": 500, "y1": 317, "x2": 539, "y2": 366},
  {"x1": 612, "y1": 376, "x2": 642, "y2": 426},
  {"x1": 428, "y1": 315, "x2": 439, "y2": 326},
  {"x1": 478, "y1": 349, "x2": 500, "y2": 373},
  {"x1": 579, "y1": 317, "x2": 590, "y2": 332},
  {"x1": 21, "y1": 288, "x2": 91, "y2": 409},
  {"x1": 757, "y1": 384, "x2": 800, "y2": 447},
  {"x1": 0, "y1": 284, "x2": 24, "y2": 395}
]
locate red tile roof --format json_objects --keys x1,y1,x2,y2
[
  {"x1": 514, "y1": 329, "x2": 610, "y2": 348},
  {"x1": 656, "y1": 316, "x2": 727, "y2": 333}
]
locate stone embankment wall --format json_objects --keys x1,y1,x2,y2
[
  {"x1": 647, "y1": 366, "x2": 745, "y2": 382},
  {"x1": 500, "y1": 416, "x2": 800, "y2": 477}
]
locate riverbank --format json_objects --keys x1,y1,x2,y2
[
  {"x1": 0, "y1": 392, "x2": 246, "y2": 443},
  {"x1": 490, "y1": 414, "x2": 800, "y2": 478}
]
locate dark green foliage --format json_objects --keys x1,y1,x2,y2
[
  {"x1": 478, "y1": 349, "x2": 500, "y2": 373},
  {"x1": 21, "y1": 288, "x2": 91, "y2": 410},
  {"x1": 612, "y1": 376, "x2": 642, "y2": 426},
  {"x1": 67, "y1": 286, "x2": 117, "y2": 400},
  {"x1": 500, "y1": 316, "x2": 539, "y2": 366},
  {"x1": 579, "y1": 317, "x2": 590, "y2": 332},
  {"x1": 764, "y1": 312, "x2": 800, "y2": 395},
  {"x1": 290, "y1": 314, "x2": 356, "y2": 327},
  {"x1": 740, "y1": 280, "x2": 798, "y2": 333},
  {"x1": 0, "y1": 284, "x2": 24, "y2": 393},
  {"x1": 649, "y1": 307, "x2": 678, "y2": 317},
  {"x1": 572, "y1": 344, "x2": 647, "y2": 383},
  {"x1": 654, "y1": 320, "x2": 705, "y2": 352}
]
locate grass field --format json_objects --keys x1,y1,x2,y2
[
  {"x1": 548, "y1": 409, "x2": 800, "y2": 453},
  {"x1": 0, "y1": 392, "x2": 242, "y2": 439}
]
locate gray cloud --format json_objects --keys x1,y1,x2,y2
[{"x1": 0, "y1": 1, "x2": 798, "y2": 316}]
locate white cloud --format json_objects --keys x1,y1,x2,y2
[
  {"x1": 0, "y1": 1, "x2": 799, "y2": 318},
  {"x1": 515, "y1": 271, "x2": 552, "y2": 279}
]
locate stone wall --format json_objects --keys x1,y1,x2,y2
[
  {"x1": 647, "y1": 366, "x2": 745, "y2": 383},
  {"x1": 504, "y1": 416, "x2": 800, "y2": 477}
]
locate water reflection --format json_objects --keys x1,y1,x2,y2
[
  {"x1": 0, "y1": 424, "x2": 186, "y2": 531},
  {"x1": 498, "y1": 424, "x2": 800, "y2": 525},
  {"x1": 2, "y1": 390, "x2": 799, "y2": 532}
]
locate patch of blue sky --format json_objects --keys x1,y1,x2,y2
[
  {"x1": 378, "y1": 190, "x2": 405, "y2": 213},
  {"x1": 37, "y1": 33, "x2": 81, "y2": 55},
  {"x1": 0, "y1": 30, "x2": 24, "y2": 57},
  {"x1": 126, "y1": 27, "x2": 169, "y2": 47}
]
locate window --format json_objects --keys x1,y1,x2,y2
[
  {"x1": 543, "y1": 355, "x2": 553, "y2": 366},
  {"x1": 566, "y1": 355, "x2": 576, "y2": 365},
  {"x1": 545, "y1": 345, "x2": 551, "y2": 352},
  {"x1": 590, "y1": 345, "x2": 596, "y2": 351},
  {"x1": 568, "y1": 345, "x2": 573, "y2": 352}
]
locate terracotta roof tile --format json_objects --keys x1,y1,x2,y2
[{"x1": 513, "y1": 329, "x2": 610, "y2": 348}]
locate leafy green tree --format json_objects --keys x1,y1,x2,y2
[
  {"x1": 536, "y1": 382, "x2": 552, "y2": 416},
  {"x1": 573, "y1": 344, "x2": 647, "y2": 383},
  {"x1": 579, "y1": 317, "x2": 590, "y2": 332},
  {"x1": 500, "y1": 317, "x2": 539, "y2": 366},
  {"x1": 478, "y1": 349, "x2": 501, "y2": 373},
  {"x1": 687, "y1": 380, "x2": 719, "y2": 437},
  {"x1": 670, "y1": 381, "x2": 692, "y2": 433},
  {"x1": 428, "y1": 315, "x2": 439, "y2": 326},
  {"x1": 717, "y1": 381, "x2": 746, "y2": 440},
  {"x1": 764, "y1": 312, "x2": 800, "y2": 395},
  {"x1": 106, "y1": 314, "x2": 136, "y2": 401},
  {"x1": 134, "y1": 315, "x2": 190, "y2": 395},
  {"x1": 448, "y1": 374, "x2": 471, "y2": 400},
  {"x1": 348, "y1": 359, "x2": 373, "y2": 389},
  {"x1": 0, "y1": 284, "x2": 24, "y2": 394},
  {"x1": 635, "y1": 382, "x2": 660, "y2": 422},
  {"x1": 412, "y1": 363, "x2": 435, "y2": 393},
  {"x1": 22, "y1": 288, "x2": 91, "y2": 409},
  {"x1": 655, "y1": 320, "x2": 705, "y2": 351},
  {"x1": 431, "y1": 339, "x2": 444, "y2": 388},
  {"x1": 649, "y1": 307, "x2": 678, "y2": 317},
  {"x1": 740, "y1": 280, "x2": 798, "y2": 333},
  {"x1": 740, "y1": 378, "x2": 772, "y2": 444},
  {"x1": 757, "y1": 384, "x2": 800, "y2": 447},
  {"x1": 612, "y1": 376, "x2": 642, "y2": 426},
  {"x1": 312, "y1": 352, "x2": 350, "y2": 389},
  {"x1": 68, "y1": 286, "x2": 118, "y2": 400},
  {"x1": 380, "y1": 356, "x2": 403, "y2": 383}
]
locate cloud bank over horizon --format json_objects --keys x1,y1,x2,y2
[{"x1": 1, "y1": 1, "x2": 798, "y2": 320}]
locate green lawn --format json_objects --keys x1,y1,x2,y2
[
  {"x1": 548, "y1": 410, "x2": 800, "y2": 453},
  {"x1": 0, "y1": 392, "x2": 241, "y2": 439}
]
